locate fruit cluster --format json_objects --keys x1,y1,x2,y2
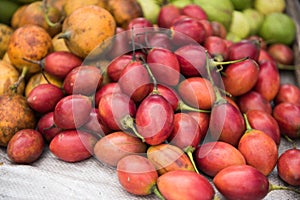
[{"x1": 0, "y1": 0, "x2": 300, "y2": 199}]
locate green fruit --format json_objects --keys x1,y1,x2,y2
[
  {"x1": 230, "y1": 0, "x2": 253, "y2": 11},
  {"x1": 259, "y1": 12, "x2": 296, "y2": 45},
  {"x1": 0, "y1": 0, "x2": 21, "y2": 25},
  {"x1": 169, "y1": 0, "x2": 193, "y2": 8},
  {"x1": 229, "y1": 11, "x2": 250, "y2": 39},
  {"x1": 226, "y1": 32, "x2": 242, "y2": 43},
  {"x1": 137, "y1": 0, "x2": 160, "y2": 24},
  {"x1": 194, "y1": 0, "x2": 234, "y2": 30},
  {"x1": 254, "y1": 0, "x2": 285, "y2": 15},
  {"x1": 243, "y1": 8, "x2": 264, "y2": 35}
]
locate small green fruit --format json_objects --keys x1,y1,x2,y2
[
  {"x1": 226, "y1": 32, "x2": 242, "y2": 43},
  {"x1": 243, "y1": 8, "x2": 264, "y2": 35},
  {"x1": 254, "y1": 0, "x2": 286, "y2": 15},
  {"x1": 169, "y1": 0, "x2": 193, "y2": 8},
  {"x1": 137, "y1": 0, "x2": 160, "y2": 24},
  {"x1": 194, "y1": 0, "x2": 234, "y2": 30},
  {"x1": 229, "y1": 11, "x2": 250, "y2": 39},
  {"x1": 230, "y1": 0, "x2": 253, "y2": 11},
  {"x1": 259, "y1": 12, "x2": 296, "y2": 45}
]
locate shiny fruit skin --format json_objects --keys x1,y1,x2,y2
[
  {"x1": 147, "y1": 143, "x2": 195, "y2": 175},
  {"x1": 53, "y1": 94, "x2": 92, "y2": 130},
  {"x1": 117, "y1": 155, "x2": 158, "y2": 195},
  {"x1": 93, "y1": 131, "x2": 147, "y2": 167},
  {"x1": 49, "y1": 130, "x2": 97, "y2": 162},
  {"x1": 238, "y1": 129, "x2": 278, "y2": 176},
  {"x1": 277, "y1": 148, "x2": 300, "y2": 186},
  {"x1": 7, "y1": 129, "x2": 44, "y2": 164},
  {"x1": 213, "y1": 165, "x2": 269, "y2": 200},
  {"x1": 136, "y1": 94, "x2": 174, "y2": 145},
  {"x1": 157, "y1": 170, "x2": 215, "y2": 200},
  {"x1": 195, "y1": 141, "x2": 246, "y2": 177},
  {"x1": 272, "y1": 102, "x2": 300, "y2": 139}
]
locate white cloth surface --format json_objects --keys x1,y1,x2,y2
[{"x1": 1, "y1": 137, "x2": 299, "y2": 200}]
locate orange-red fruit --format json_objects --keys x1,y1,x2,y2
[
  {"x1": 49, "y1": 130, "x2": 97, "y2": 162},
  {"x1": 194, "y1": 141, "x2": 246, "y2": 177},
  {"x1": 7, "y1": 129, "x2": 44, "y2": 164},
  {"x1": 157, "y1": 170, "x2": 215, "y2": 200},
  {"x1": 277, "y1": 148, "x2": 300, "y2": 186},
  {"x1": 93, "y1": 131, "x2": 147, "y2": 167},
  {"x1": 117, "y1": 155, "x2": 158, "y2": 196},
  {"x1": 213, "y1": 165, "x2": 269, "y2": 200},
  {"x1": 238, "y1": 129, "x2": 278, "y2": 176}
]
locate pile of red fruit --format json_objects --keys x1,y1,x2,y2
[{"x1": 3, "y1": 3, "x2": 300, "y2": 200}]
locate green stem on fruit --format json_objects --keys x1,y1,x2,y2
[
  {"x1": 269, "y1": 183, "x2": 300, "y2": 194},
  {"x1": 205, "y1": 50, "x2": 227, "y2": 105},
  {"x1": 283, "y1": 134, "x2": 297, "y2": 149},
  {"x1": 210, "y1": 56, "x2": 248, "y2": 67},
  {"x1": 277, "y1": 63, "x2": 300, "y2": 71},
  {"x1": 243, "y1": 113, "x2": 253, "y2": 131},
  {"x1": 152, "y1": 185, "x2": 165, "y2": 200},
  {"x1": 213, "y1": 195, "x2": 221, "y2": 200},
  {"x1": 176, "y1": 100, "x2": 211, "y2": 113},
  {"x1": 184, "y1": 146, "x2": 200, "y2": 174},
  {"x1": 139, "y1": 55, "x2": 159, "y2": 93},
  {"x1": 22, "y1": 57, "x2": 42, "y2": 66},
  {"x1": 10, "y1": 66, "x2": 28, "y2": 93},
  {"x1": 121, "y1": 115, "x2": 145, "y2": 142},
  {"x1": 42, "y1": 0, "x2": 61, "y2": 27}
]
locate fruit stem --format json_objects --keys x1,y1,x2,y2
[
  {"x1": 139, "y1": 56, "x2": 159, "y2": 93},
  {"x1": 57, "y1": 31, "x2": 71, "y2": 40},
  {"x1": 184, "y1": 146, "x2": 200, "y2": 174},
  {"x1": 210, "y1": 56, "x2": 248, "y2": 67},
  {"x1": 277, "y1": 63, "x2": 300, "y2": 71},
  {"x1": 121, "y1": 115, "x2": 145, "y2": 142},
  {"x1": 213, "y1": 195, "x2": 221, "y2": 200},
  {"x1": 283, "y1": 134, "x2": 297, "y2": 149},
  {"x1": 269, "y1": 183, "x2": 300, "y2": 194},
  {"x1": 243, "y1": 113, "x2": 253, "y2": 131},
  {"x1": 177, "y1": 100, "x2": 211, "y2": 113},
  {"x1": 10, "y1": 66, "x2": 28, "y2": 92},
  {"x1": 152, "y1": 185, "x2": 165, "y2": 200},
  {"x1": 205, "y1": 50, "x2": 226, "y2": 105},
  {"x1": 42, "y1": 0, "x2": 62, "y2": 27},
  {"x1": 22, "y1": 57, "x2": 42, "y2": 66}
]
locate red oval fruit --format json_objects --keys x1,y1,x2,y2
[
  {"x1": 43, "y1": 51, "x2": 82, "y2": 79},
  {"x1": 147, "y1": 143, "x2": 195, "y2": 175},
  {"x1": 135, "y1": 94, "x2": 174, "y2": 145},
  {"x1": 168, "y1": 112, "x2": 202, "y2": 149},
  {"x1": 178, "y1": 77, "x2": 215, "y2": 110},
  {"x1": 117, "y1": 155, "x2": 158, "y2": 196},
  {"x1": 7, "y1": 129, "x2": 44, "y2": 164},
  {"x1": 238, "y1": 129, "x2": 278, "y2": 176},
  {"x1": 98, "y1": 92, "x2": 136, "y2": 131},
  {"x1": 63, "y1": 65, "x2": 102, "y2": 95},
  {"x1": 213, "y1": 165, "x2": 269, "y2": 200},
  {"x1": 253, "y1": 60, "x2": 280, "y2": 101},
  {"x1": 246, "y1": 110, "x2": 281, "y2": 145},
  {"x1": 195, "y1": 141, "x2": 246, "y2": 177},
  {"x1": 107, "y1": 54, "x2": 132, "y2": 82},
  {"x1": 274, "y1": 83, "x2": 300, "y2": 105},
  {"x1": 237, "y1": 90, "x2": 272, "y2": 114},
  {"x1": 49, "y1": 130, "x2": 97, "y2": 162},
  {"x1": 157, "y1": 170, "x2": 215, "y2": 200},
  {"x1": 222, "y1": 59, "x2": 260, "y2": 97},
  {"x1": 93, "y1": 131, "x2": 147, "y2": 167},
  {"x1": 273, "y1": 102, "x2": 300, "y2": 139},
  {"x1": 277, "y1": 148, "x2": 300, "y2": 186},
  {"x1": 118, "y1": 60, "x2": 151, "y2": 102},
  {"x1": 53, "y1": 94, "x2": 92, "y2": 129},
  {"x1": 267, "y1": 43, "x2": 294, "y2": 65},
  {"x1": 227, "y1": 39, "x2": 261, "y2": 62},
  {"x1": 37, "y1": 112, "x2": 63, "y2": 142},
  {"x1": 147, "y1": 47, "x2": 180, "y2": 86},
  {"x1": 27, "y1": 83, "x2": 64, "y2": 113}
]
